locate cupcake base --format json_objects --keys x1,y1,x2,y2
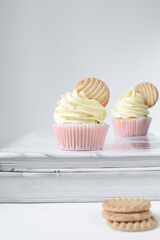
[
  {"x1": 52, "y1": 124, "x2": 109, "y2": 151},
  {"x1": 112, "y1": 117, "x2": 152, "y2": 137}
]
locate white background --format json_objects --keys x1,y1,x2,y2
[
  {"x1": 1, "y1": 0, "x2": 160, "y2": 147},
  {"x1": 0, "y1": 202, "x2": 160, "y2": 240}
]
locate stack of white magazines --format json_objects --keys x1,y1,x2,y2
[{"x1": 0, "y1": 132, "x2": 160, "y2": 203}]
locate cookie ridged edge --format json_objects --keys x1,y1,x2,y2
[{"x1": 107, "y1": 216, "x2": 158, "y2": 232}]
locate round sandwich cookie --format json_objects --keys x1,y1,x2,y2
[
  {"x1": 75, "y1": 77, "x2": 110, "y2": 107},
  {"x1": 102, "y1": 197, "x2": 151, "y2": 213},
  {"x1": 135, "y1": 82, "x2": 158, "y2": 108},
  {"x1": 107, "y1": 216, "x2": 158, "y2": 232},
  {"x1": 102, "y1": 209, "x2": 152, "y2": 222}
]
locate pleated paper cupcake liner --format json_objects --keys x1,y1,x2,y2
[
  {"x1": 112, "y1": 117, "x2": 152, "y2": 137},
  {"x1": 52, "y1": 124, "x2": 109, "y2": 151}
]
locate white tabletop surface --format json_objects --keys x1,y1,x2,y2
[
  {"x1": 1, "y1": 201, "x2": 159, "y2": 240},
  {"x1": 1, "y1": 132, "x2": 160, "y2": 159}
]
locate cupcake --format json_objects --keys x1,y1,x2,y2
[
  {"x1": 52, "y1": 78, "x2": 110, "y2": 150},
  {"x1": 112, "y1": 89, "x2": 151, "y2": 137},
  {"x1": 112, "y1": 82, "x2": 158, "y2": 137}
]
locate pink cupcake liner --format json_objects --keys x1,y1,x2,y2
[
  {"x1": 112, "y1": 117, "x2": 152, "y2": 137},
  {"x1": 52, "y1": 124, "x2": 109, "y2": 151}
]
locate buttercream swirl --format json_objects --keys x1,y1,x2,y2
[
  {"x1": 112, "y1": 89, "x2": 149, "y2": 119},
  {"x1": 54, "y1": 89, "x2": 107, "y2": 124}
]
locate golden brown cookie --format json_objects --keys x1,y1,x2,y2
[
  {"x1": 102, "y1": 210, "x2": 151, "y2": 222},
  {"x1": 135, "y1": 82, "x2": 158, "y2": 108},
  {"x1": 107, "y1": 216, "x2": 157, "y2": 232},
  {"x1": 102, "y1": 198, "x2": 151, "y2": 213},
  {"x1": 75, "y1": 77, "x2": 110, "y2": 107}
]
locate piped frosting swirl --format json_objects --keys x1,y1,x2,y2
[
  {"x1": 112, "y1": 89, "x2": 149, "y2": 119},
  {"x1": 54, "y1": 89, "x2": 107, "y2": 124}
]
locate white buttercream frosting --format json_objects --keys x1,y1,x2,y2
[
  {"x1": 112, "y1": 89, "x2": 149, "y2": 119},
  {"x1": 54, "y1": 89, "x2": 107, "y2": 124}
]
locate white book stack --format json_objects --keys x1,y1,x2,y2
[{"x1": 0, "y1": 132, "x2": 160, "y2": 203}]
